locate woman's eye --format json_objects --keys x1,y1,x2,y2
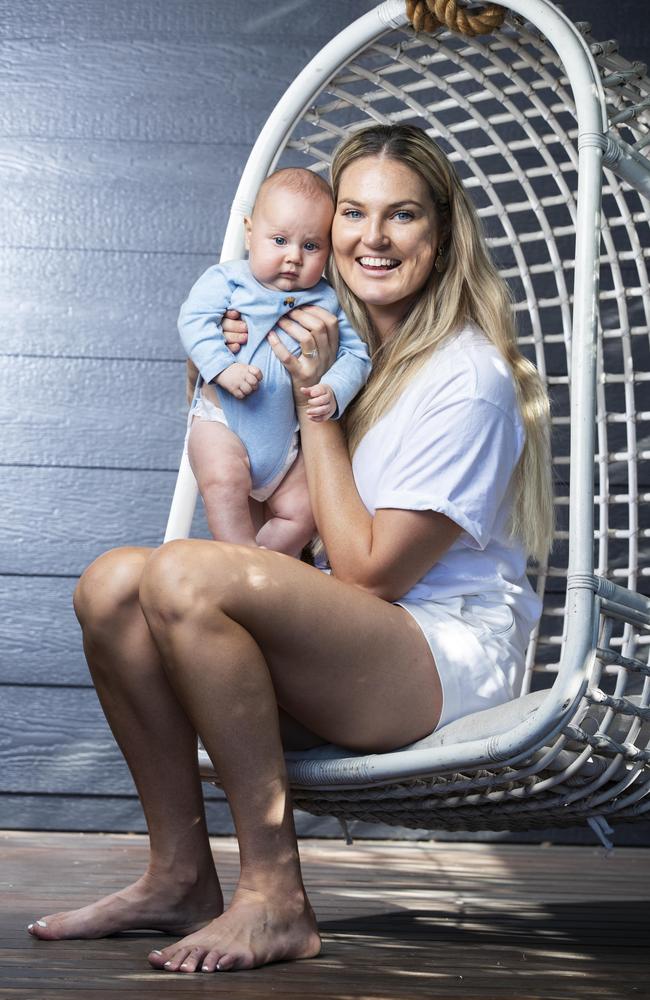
[
  {"x1": 273, "y1": 236, "x2": 287, "y2": 245},
  {"x1": 343, "y1": 209, "x2": 362, "y2": 219},
  {"x1": 394, "y1": 210, "x2": 414, "y2": 222}
]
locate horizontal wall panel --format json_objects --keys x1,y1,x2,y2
[
  {"x1": 0, "y1": 247, "x2": 211, "y2": 360},
  {"x1": 0, "y1": 684, "x2": 226, "y2": 797},
  {"x1": 0, "y1": 576, "x2": 84, "y2": 686},
  {"x1": 1, "y1": 356, "x2": 187, "y2": 469},
  {"x1": 0, "y1": 793, "x2": 385, "y2": 839},
  {"x1": 0, "y1": 793, "x2": 235, "y2": 835},
  {"x1": 0, "y1": 1, "x2": 378, "y2": 44},
  {"x1": 0, "y1": 41, "x2": 308, "y2": 145},
  {"x1": 1, "y1": 139, "x2": 244, "y2": 254},
  {"x1": 0, "y1": 466, "x2": 210, "y2": 575},
  {"x1": 1, "y1": 685, "x2": 142, "y2": 795}
]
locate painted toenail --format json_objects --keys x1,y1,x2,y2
[
  {"x1": 151, "y1": 950, "x2": 163, "y2": 955},
  {"x1": 36, "y1": 920, "x2": 47, "y2": 927},
  {"x1": 202, "y1": 965, "x2": 209, "y2": 972},
  {"x1": 164, "y1": 961, "x2": 172, "y2": 968},
  {"x1": 27, "y1": 924, "x2": 33, "y2": 931}
]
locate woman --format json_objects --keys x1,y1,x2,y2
[{"x1": 27, "y1": 125, "x2": 553, "y2": 972}]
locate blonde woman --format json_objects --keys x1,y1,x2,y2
[{"x1": 27, "y1": 125, "x2": 553, "y2": 973}]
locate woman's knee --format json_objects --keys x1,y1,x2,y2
[
  {"x1": 139, "y1": 539, "x2": 224, "y2": 630},
  {"x1": 139, "y1": 539, "x2": 262, "y2": 632},
  {"x1": 73, "y1": 547, "x2": 149, "y2": 632}
]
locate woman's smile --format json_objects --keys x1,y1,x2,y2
[{"x1": 356, "y1": 255, "x2": 401, "y2": 272}]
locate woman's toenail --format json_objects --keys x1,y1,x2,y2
[
  {"x1": 164, "y1": 961, "x2": 172, "y2": 968},
  {"x1": 36, "y1": 920, "x2": 47, "y2": 927},
  {"x1": 27, "y1": 924, "x2": 33, "y2": 931},
  {"x1": 151, "y1": 950, "x2": 163, "y2": 955}
]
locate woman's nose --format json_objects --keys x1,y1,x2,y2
[{"x1": 362, "y1": 217, "x2": 389, "y2": 248}]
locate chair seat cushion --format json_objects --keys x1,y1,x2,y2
[{"x1": 283, "y1": 690, "x2": 547, "y2": 764}]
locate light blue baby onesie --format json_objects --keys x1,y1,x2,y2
[{"x1": 178, "y1": 259, "x2": 371, "y2": 492}]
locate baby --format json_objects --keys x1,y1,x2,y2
[{"x1": 178, "y1": 168, "x2": 371, "y2": 555}]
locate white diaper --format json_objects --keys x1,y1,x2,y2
[{"x1": 191, "y1": 387, "x2": 300, "y2": 502}]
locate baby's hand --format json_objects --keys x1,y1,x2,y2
[
  {"x1": 215, "y1": 363, "x2": 262, "y2": 399},
  {"x1": 299, "y1": 383, "x2": 337, "y2": 422}
]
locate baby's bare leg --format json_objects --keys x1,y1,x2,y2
[
  {"x1": 188, "y1": 419, "x2": 256, "y2": 545},
  {"x1": 257, "y1": 454, "x2": 315, "y2": 557}
]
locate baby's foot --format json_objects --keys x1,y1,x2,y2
[
  {"x1": 148, "y1": 885, "x2": 321, "y2": 973},
  {"x1": 26, "y1": 868, "x2": 223, "y2": 941}
]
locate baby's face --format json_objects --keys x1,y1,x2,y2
[{"x1": 245, "y1": 188, "x2": 332, "y2": 293}]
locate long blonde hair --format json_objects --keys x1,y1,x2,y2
[{"x1": 328, "y1": 124, "x2": 554, "y2": 563}]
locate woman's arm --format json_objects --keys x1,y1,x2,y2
[
  {"x1": 298, "y1": 415, "x2": 461, "y2": 602},
  {"x1": 270, "y1": 309, "x2": 462, "y2": 602}
]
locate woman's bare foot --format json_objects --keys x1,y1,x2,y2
[
  {"x1": 148, "y1": 885, "x2": 321, "y2": 972},
  {"x1": 26, "y1": 866, "x2": 223, "y2": 941}
]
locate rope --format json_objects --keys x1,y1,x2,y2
[{"x1": 405, "y1": 0, "x2": 505, "y2": 36}]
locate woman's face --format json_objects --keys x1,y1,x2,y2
[{"x1": 331, "y1": 155, "x2": 440, "y2": 335}]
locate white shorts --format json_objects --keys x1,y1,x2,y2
[
  {"x1": 396, "y1": 593, "x2": 531, "y2": 730},
  {"x1": 191, "y1": 389, "x2": 300, "y2": 503}
]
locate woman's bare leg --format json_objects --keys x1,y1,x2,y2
[
  {"x1": 139, "y1": 540, "x2": 442, "y2": 973},
  {"x1": 27, "y1": 547, "x2": 223, "y2": 940}
]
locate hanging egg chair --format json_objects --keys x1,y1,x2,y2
[{"x1": 167, "y1": 0, "x2": 650, "y2": 842}]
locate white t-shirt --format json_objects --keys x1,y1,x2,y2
[{"x1": 351, "y1": 325, "x2": 542, "y2": 631}]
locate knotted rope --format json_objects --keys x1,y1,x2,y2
[{"x1": 406, "y1": 0, "x2": 505, "y2": 36}]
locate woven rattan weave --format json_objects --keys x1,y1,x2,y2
[{"x1": 167, "y1": 0, "x2": 650, "y2": 838}]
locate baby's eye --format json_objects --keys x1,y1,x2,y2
[
  {"x1": 273, "y1": 236, "x2": 287, "y2": 246},
  {"x1": 303, "y1": 241, "x2": 319, "y2": 252}
]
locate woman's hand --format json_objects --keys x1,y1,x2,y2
[
  {"x1": 222, "y1": 309, "x2": 248, "y2": 355},
  {"x1": 268, "y1": 305, "x2": 339, "y2": 402}
]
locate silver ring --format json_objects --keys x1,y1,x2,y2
[{"x1": 302, "y1": 349, "x2": 318, "y2": 359}]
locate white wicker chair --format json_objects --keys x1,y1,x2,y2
[{"x1": 166, "y1": 0, "x2": 650, "y2": 842}]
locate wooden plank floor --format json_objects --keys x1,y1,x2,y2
[{"x1": 1, "y1": 831, "x2": 649, "y2": 999}]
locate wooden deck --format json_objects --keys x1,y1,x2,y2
[{"x1": 1, "y1": 831, "x2": 649, "y2": 999}]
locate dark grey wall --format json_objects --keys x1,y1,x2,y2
[{"x1": 1, "y1": 1, "x2": 647, "y2": 840}]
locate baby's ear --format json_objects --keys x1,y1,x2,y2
[{"x1": 243, "y1": 216, "x2": 252, "y2": 250}]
